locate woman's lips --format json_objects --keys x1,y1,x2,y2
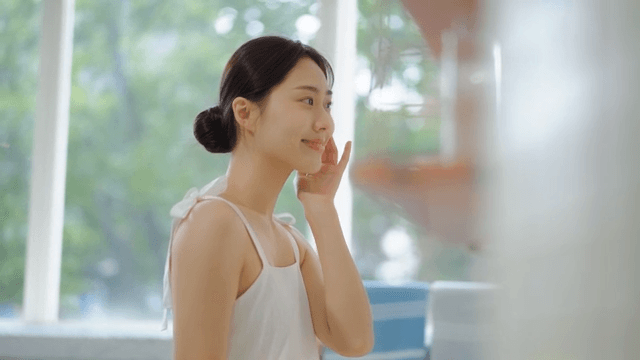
[{"x1": 302, "y1": 140, "x2": 324, "y2": 152}]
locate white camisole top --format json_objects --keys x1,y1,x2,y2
[{"x1": 161, "y1": 174, "x2": 320, "y2": 360}]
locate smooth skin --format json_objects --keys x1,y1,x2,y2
[{"x1": 170, "y1": 57, "x2": 372, "y2": 359}]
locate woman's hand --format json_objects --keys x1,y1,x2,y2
[{"x1": 295, "y1": 137, "x2": 352, "y2": 207}]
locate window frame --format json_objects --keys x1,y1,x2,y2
[{"x1": 9, "y1": 1, "x2": 357, "y2": 357}]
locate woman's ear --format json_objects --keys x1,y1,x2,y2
[{"x1": 231, "y1": 97, "x2": 258, "y2": 134}]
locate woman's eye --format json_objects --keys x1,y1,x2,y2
[
  {"x1": 326, "y1": 102, "x2": 332, "y2": 110},
  {"x1": 304, "y1": 98, "x2": 314, "y2": 105}
]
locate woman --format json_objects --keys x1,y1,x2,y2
[{"x1": 161, "y1": 36, "x2": 374, "y2": 360}]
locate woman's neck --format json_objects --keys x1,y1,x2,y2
[{"x1": 221, "y1": 148, "x2": 292, "y2": 221}]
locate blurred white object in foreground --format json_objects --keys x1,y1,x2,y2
[
  {"x1": 477, "y1": 1, "x2": 640, "y2": 359},
  {"x1": 427, "y1": 281, "x2": 497, "y2": 360}
]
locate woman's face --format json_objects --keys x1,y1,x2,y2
[{"x1": 252, "y1": 57, "x2": 334, "y2": 174}]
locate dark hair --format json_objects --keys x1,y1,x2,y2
[{"x1": 193, "y1": 36, "x2": 334, "y2": 154}]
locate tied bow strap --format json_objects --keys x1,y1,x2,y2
[
  {"x1": 160, "y1": 174, "x2": 301, "y2": 331},
  {"x1": 169, "y1": 175, "x2": 228, "y2": 219},
  {"x1": 274, "y1": 212, "x2": 308, "y2": 245},
  {"x1": 273, "y1": 212, "x2": 296, "y2": 226},
  {"x1": 168, "y1": 187, "x2": 199, "y2": 219}
]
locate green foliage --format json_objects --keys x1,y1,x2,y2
[
  {"x1": 0, "y1": 0, "x2": 41, "y2": 308},
  {"x1": 353, "y1": 0, "x2": 440, "y2": 162},
  {"x1": 1, "y1": 0, "x2": 468, "y2": 320}
]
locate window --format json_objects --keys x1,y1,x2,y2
[
  {"x1": 2, "y1": 0, "x2": 471, "y2": 325},
  {"x1": 352, "y1": 1, "x2": 472, "y2": 283},
  {"x1": 61, "y1": 0, "x2": 321, "y2": 321},
  {"x1": 0, "y1": 0, "x2": 42, "y2": 320}
]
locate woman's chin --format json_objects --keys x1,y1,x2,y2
[{"x1": 299, "y1": 162, "x2": 322, "y2": 175}]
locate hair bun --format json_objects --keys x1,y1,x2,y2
[
  {"x1": 207, "y1": 105, "x2": 223, "y2": 122},
  {"x1": 193, "y1": 104, "x2": 233, "y2": 153}
]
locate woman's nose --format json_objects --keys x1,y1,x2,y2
[{"x1": 315, "y1": 108, "x2": 334, "y2": 133}]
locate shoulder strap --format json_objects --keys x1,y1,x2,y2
[{"x1": 210, "y1": 196, "x2": 271, "y2": 267}]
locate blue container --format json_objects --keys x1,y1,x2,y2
[{"x1": 322, "y1": 280, "x2": 430, "y2": 360}]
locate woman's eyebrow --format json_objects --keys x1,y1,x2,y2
[{"x1": 293, "y1": 85, "x2": 333, "y2": 96}]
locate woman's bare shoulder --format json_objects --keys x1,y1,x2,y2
[
  {"x1": 172, "y1": 198, "x2": 246, "y2": 255},
  {"x1": 170, "y1": 198, "x2": 246, "y2": 359}
]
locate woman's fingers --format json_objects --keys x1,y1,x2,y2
[
  {"x1": 322, "y1": 136, "x2": 337, "y2": 165},
  {"x1": 338, "y1": 141, "x2": 352, "y2": 174}
]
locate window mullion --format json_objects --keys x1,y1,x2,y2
[
  {"x1": 310, "y1": 0, "x2": 358, "y2": 256},
  {"x1": 23, "y1": 0, "x2": 76, "y2": 323}
]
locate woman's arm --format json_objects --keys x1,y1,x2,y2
[{"x1": 304, "y1": 202, "x2": 374, "y2": 356}]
